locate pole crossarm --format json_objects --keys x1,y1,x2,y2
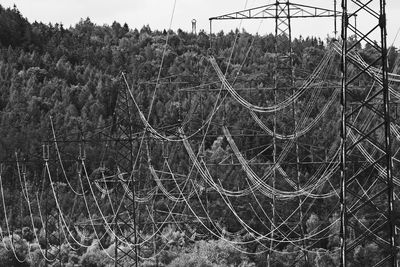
[{"x1": 209, "y1": 2, "x2": 342, "y2": 21}]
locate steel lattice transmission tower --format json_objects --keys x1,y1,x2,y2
[
  {"x1": 110, "y1": 74, "x2": 140, "y2": 267},
  {"x1": 210, "y1": 0, "x2": 398, "y2": 266},
  {"x1": 210, "y1": 1, "x2": 342, "y2": 265},
  {"x1": 340, "y1": 0, "x2": 397, "y2": 266}
]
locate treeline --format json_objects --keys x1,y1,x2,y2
[
  {"x1": 1, "y1": 3, "x2": 398, "y2": 168},
  {"x1": 0, "y1": 4, "x2": 343, "y2": 163}
]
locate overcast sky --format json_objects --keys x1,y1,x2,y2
[{"x1": 2, "y1": 0, "x2": 400, "y2": 47}]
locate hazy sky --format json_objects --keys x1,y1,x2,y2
[{"x1": 2, "y1": 0, "x2": 400, "y2": 47}]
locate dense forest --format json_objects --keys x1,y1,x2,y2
[{"x1": 0, "y1": 4, "x2": 400, "y2": 267}]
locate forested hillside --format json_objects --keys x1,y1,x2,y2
[{"x1": 0, "y1": 4, "x2": 399, "y2": 267}]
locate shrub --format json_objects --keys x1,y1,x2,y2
[
  {"x1": 0, "y1": 243, "x2": 30, "y2": 267},
  {"x1": 80, "y1": 241, "x2": 114, "y2": 267},
  {"x1": 0, "y1": 234, "x2": 30, "y2": 265},
  {"x1": 314, "y1": 249, "x2": 339, "y2": 267},
  {"x1": 68, "y1": 250, "x2": 80, "y2": 265},
  {"x1": 80, "y1": 250, "x2": 109, "y2": 267},
  {"x1": 0, "y1": 247, "x2": 17, "y2": 267},
  {"x1": 22, "y1": 227, "x2": 34, "y2": 242},
  {"x1": 159, "y1": 249, "x2": 178, "y2": 265},
  {"x1": 168, "y1": 239, "x2": 255, "y2": 267},
  {"x1": 28, "y1": 244, "x2": 44, "y2": 267},
  {"x1": 168, "y1": 253, "x2": 213, "y2": 267}
]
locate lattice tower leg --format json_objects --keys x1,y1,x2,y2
[
  {"x1": 340, "y1": 0, "x2": 396, "y2": 266},
  {"x1": 113, "y1": 78, "x2": 139, "y2": 267}
]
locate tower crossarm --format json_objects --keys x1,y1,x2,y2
[{"x1": 209, "y1": 2, "x2": 343, "y2": 21}]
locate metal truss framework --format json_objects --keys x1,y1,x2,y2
[
  {"x1": 210, "y1": 2, "x2": 339, "y2": 19},
  {"x1": 340, "y1": 0, "x2": 396, "y2": 266},
  {"x1": 211, "y1": 0, "x2": 397, "y2": 266},
  {"x1": 109, "y1": 73, "x2": 194, "y2": 266},
  {"x1": 210, "y1": 1, "x2": 342, "y2": 266},
  {"x1": 111, "y1": 75, "x2": 139, "y2": 267},
  {"x1": 273, "y1": 3, "x2": 311, "y2": 265},
  {"x1": 271, "y1": 2, "x2": 300, "y2": 266},
  {"x1": 210, "y1": 1, "x2": 342, "y2": 36},
  {"x1": 42, "y1": 145, "x2": 62, "y2": 266}
]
